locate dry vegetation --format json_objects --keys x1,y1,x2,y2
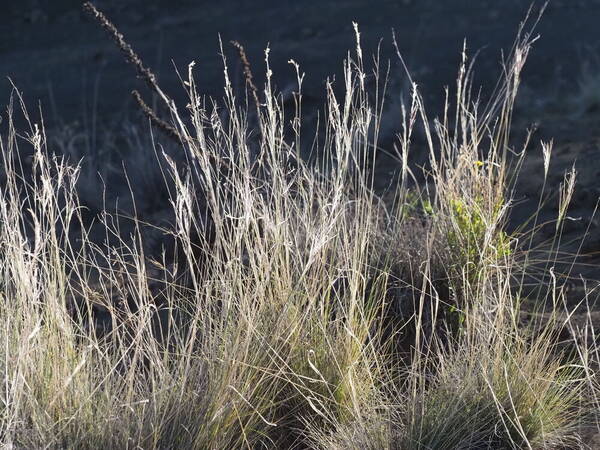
[{"x1": 0, "y1": 4, "x2": 598, "y2": 449}]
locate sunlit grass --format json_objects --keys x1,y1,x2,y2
[{"x1": 0, "y1": 12, "x2": 598, "y2": 449}]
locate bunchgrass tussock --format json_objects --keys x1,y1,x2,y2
[{"x1": 0, "y1": 3, "x2": 598, "y2": 448}]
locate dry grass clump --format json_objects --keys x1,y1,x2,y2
[{"x1": 0, "y1": 5, "x2": 598, "y2": 449}]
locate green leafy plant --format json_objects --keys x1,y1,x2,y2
[
  {"x1": 399, "y1": 190, "x2": 434, "y2": 220},
  {"x1": 446, "y1": 195, "x2": 512, "y2": 284}
]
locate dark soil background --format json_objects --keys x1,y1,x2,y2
[{"x1": 2, "y1": 0, "x2": 600, "y2": 294}]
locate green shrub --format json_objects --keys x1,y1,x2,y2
[{"x1": 446, "y1": 195, "x2": 512, "y2": 284}]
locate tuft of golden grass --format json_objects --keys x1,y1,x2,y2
[{"x1": 0, "y1": 5, "x2": 598, "y2": 448}]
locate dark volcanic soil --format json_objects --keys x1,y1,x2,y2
[{"x1": 3, "y1": 1, "x2": 600, "y2": 121}]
